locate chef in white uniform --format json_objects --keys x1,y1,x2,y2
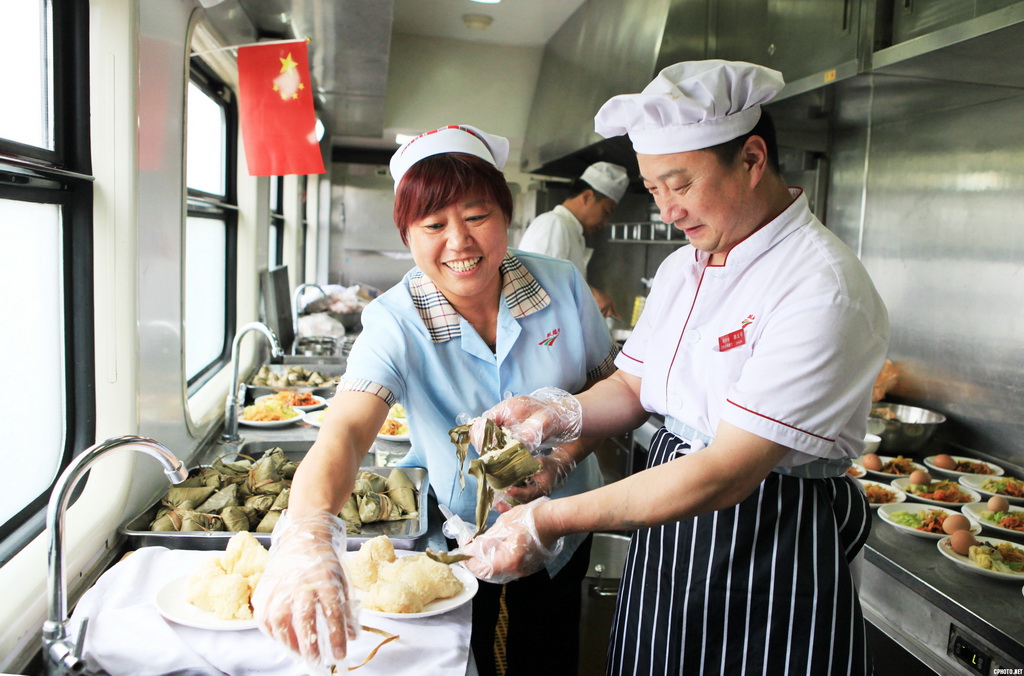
[
  {"x1": 518, "y1": 161, "x2": 628, "y2": 318},
  {"x1": 456, "y1": 60, "x2": 890, "y2": 675}
]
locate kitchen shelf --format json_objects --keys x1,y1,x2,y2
[{"x1": 608, "y1": 221, "x2": 689, "y2": 245}]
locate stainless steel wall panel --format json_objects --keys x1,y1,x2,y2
[{"x1": 828, "y1": 85, "x2": 1024, "y2": 465}]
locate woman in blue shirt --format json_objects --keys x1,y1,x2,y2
[{"x1": 253, "y1": 125, "x2": 617, "y2": 673}]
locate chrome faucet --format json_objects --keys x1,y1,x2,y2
[
  {"x1": 43, "y1": 436, "x2": 188, "y2": 675},
  {"x1": 292, "y1": 283, "x2": 327, "y2": 352},
  {"x1": 223, "y1": 321, "x2": 285, "y2": 442}
]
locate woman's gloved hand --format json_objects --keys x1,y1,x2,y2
[
  {"x1": 500, "y1": 447, "x2": 577, "y2": 509},
  {"x1": 252, "y1": 510, "x2": 359, "y2": 668},
  {"x1": 471, "y1": 387, "x2": 582, "y2": 453},
  {"x1": 460, "y1": 497, "x2": 564, "y2": 584}
]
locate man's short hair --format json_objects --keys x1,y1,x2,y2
[{"x1": 706, "y1": 109, "x2": 782, "y2": 175}]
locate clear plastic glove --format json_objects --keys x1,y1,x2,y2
[
  {"x1": 500, "y1": 447, "x2": 577, "y2": 510},
  {"x1": 252, "y1": 510, "x2": 359, "y2": 668},
  {"x1": 459, "y1": 498, "x2": 564, "y2": 584},
  {"x1": 470, "y1": 387, "x2": 582, "y2": 453}
]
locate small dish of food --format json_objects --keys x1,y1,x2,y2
[
  {"x1": 302, "y1": 408, "x2": 327, "y2": 427},
  {"x1": 958, "y1": 475, "x2": 1024, "y2": 505},
  {"x1": 857, "y1": 479, "x2": 906, "y2": 508},
  {"x1": 893, "y1": 473, "x2": 981, "y2": 507},
  {"x1": 238, "y1": 399, "x2": 301, "y2": 427},
  {"x1": 937, "y1": 534, "x2": 1024, "y2": 582},
  {"x1": 962, "y1": 499, "x2": 1024, "y2": 539},
  {"x1": 923, "y1": 454, "x2": 1003, "y2": 479},
  {"x1": 854, "y1": 454, "x2": 925, "y2": 480},
  {"x1": 255, "y1": 391, "x2": 327, "y2": 412},
  {"x1": 877, "y1": 503, "x2": 980, "y2": 540},
  {"x1": 377, "y1": 403, "x2": 410, "y2": 441},
  {"x1": 845, "y1": 464, "x2": 867, "y2": 480}
]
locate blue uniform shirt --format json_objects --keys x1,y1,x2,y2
[{"x1": 339, "y1": 250, "x2": 616, "y2": 574}]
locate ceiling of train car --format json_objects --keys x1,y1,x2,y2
[{"x1": 229, "y1": 0, "x2": 587, "y2": 150}]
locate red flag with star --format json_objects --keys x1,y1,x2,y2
[{"x1": 236, "y1": 40, "x2": 325, "y2": 176}]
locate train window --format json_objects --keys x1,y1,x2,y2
[
  {"x1": 269, "y1": 176, "x2": 284, "y2": 268},
  {"x1": 184, "y1": 68, "x2": 237, "y2": 390},
  {"x1": 0, "y1": 0, "x2": 93, "y2": 557},
  {"x1": 1, "y1": 2, "x2": 50, "y2": 150}
]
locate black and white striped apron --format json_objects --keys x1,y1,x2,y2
[{"x1": 607, "y1": 427, "x2": 872, "y2": 676}]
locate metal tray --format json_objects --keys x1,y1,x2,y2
[
  {"x1": 120, "y1": 442, "x2": 428, "y2": 551},
  {"x1": 245, "y1": 362, "x2": 346, "y2": 400}
]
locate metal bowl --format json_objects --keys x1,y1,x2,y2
[{"x1": 867, "y1": 403, "x2": 946, "y2": 456}]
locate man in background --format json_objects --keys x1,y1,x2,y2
[{"x1": 518, "y1": 161, "x2": 629, "y2": 318}]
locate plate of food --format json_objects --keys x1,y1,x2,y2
[
  {"x1": 857, "y1": 479, "x2": 906, "y2": 507},
  {"x1": 937, "y1": 533, "x2": 1024, "y2": 582},
  {"x1": 238, "y1": 399, "x2": 302, "y2": 428},
  {"x1": 854, "y1": 454, "x2": 925, "y2": 480},
  {"x1": 893, "y1": 474, "x2": 981, "y2": 507},
  {"x1": 923, "y1": 454, "x2": 1003, "y2": 479},
  {"x1": 962, "y1": 500, "x2": 1024, "y2": 539},
  {"x1": 958, "y1": 475, "x2": 1024, "y2": 505},
  {"x1": 302, "y1": 408, "x2": 327, "y2": 427},
  {"x1": 156, "y1": 576, "x2": 257, "y2": 631},
  {"x1": 344, "y1": 537, "x2": 477, "y2": 619},
  {"x1": 155, "y1": 532, "x2": 268, "y2": 631},
  {"x1": 844, "y1": 464, "x2": 867, "y2": 479},
  {"x1": 255, "y1": 392, "x2": 327, "y2": 412},
  {"x1": 877, "y1": 503, "x2": 980, "y2": 540},
  {"x1": 377, "y1": 403, "x2": 409, "y2": 441}
]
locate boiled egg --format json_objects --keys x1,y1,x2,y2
[
  {"x1": 987, "y1": 496, "x2": 1010, "y2": 513},
  {"x1": 932, "y1": 454, "x2": 956, "y2": 470},
  {"x1": 949, "y1": 529, "x2": 977, "y2": 556},
  {"x1": 908, "y1": 469, "x2": 932, "y2": 485},
  {"x1": 941, "y1": 514, "x2": 971, "y2": 535},
  {"x1": 861, "y1": 453, "x2": 882, "y2": 471}
]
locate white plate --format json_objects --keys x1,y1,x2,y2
[
  {"x1": 238, "y1": 413, "x2": 301, "y2": 428},
  {"x1": 853, "y1": 455, "x2": 926, "y2": 480},
  {"x1": 857, "y1": 479, "x2": 906, "y2": 508},
  {"x1": 155, "y1": 575, "x2": 258, "y2": 631},
  {"x1": 348, "y1": 551, "x2": 478, "y2": 619},
  {"x1": 255, "y1": 394, "x2": 327, "y2": 412},
  {"x1": 923, "y1": 455, "x2": 1004, "y2": 479},
  {"x1": 937, "y1": 535, "x2": 1024, "y2": 582},
  {"x1": 302, "y1": 409, "x2": 326, "y2": 427},
  {"x1": 958, "y1": 475, "x2": 1024, "y2": 505},
  {"x1": 877, "y1": 503, "x2": 980, "y2": 540},
  {"x1": 962, "y1": 502, "x2": 1024, "y2": 539},
  {"x1": 377, "y1": 417, "x2": 410, "y2": 442},
  {"x1": 893, "y1": 478, "x2": 981, "y2": 507}
]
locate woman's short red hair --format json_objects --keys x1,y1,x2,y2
[{"x1": 393, "y1": 153, "x2": 514, "y2": 245}]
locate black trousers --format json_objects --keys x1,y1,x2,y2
[{"x1": 468, "y1": 533, "x2": 593, "y2": 676}]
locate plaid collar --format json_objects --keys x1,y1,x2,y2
[{"x1": 408, "y1": 252, "x2": 551, "y2": 343}]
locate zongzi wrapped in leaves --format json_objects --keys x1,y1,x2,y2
[
  {"x1": 358, "y1": 492, "x2": 402, "y2": 523},
  {"x1": 213, "y1": 454, "x2": 254, "y2": 477},
  {"x1": 244, "y1": 494, "x2": 277, "y2": 512},
  {"x1": 353, "y1": 470, "x2": 388, "y2": 496},
  {"x1": 220, "y1": 505, "x2": 253, "y2": 532},
  {"x1": 246, "y1": 447, "x2": 289, "y2": 494},
  {"x1": 255, "y1": 510, "x2": 281, "y2": 533},
  {"x1": 340, "y1": 493, "x2": 362, "y2": 530},
  {"x1": 386, "y1": 468, "x2": 418, "y2": 514},
  {"x1": 162, "y1": 486, "x2": 216, "y2": 508},
  {"x1": 270, "y1": 487, "x2": 290, "y2": 511},
  {"x1": 180, "y1": 509, "x2": 221, "y2": 532},
  {"x1": 150, "y1": 503, "x2": 191, "y2": 532},
  {"x1": 196, "y1": 483, "x2": 241, "y2": 514}
]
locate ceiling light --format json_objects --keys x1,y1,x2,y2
[
  {"x1": 462, "y1": 13, "x2": 494, "y2": 30},
  {"x1": 469, "y1": 0, "x2": 501, "y2": 4}
]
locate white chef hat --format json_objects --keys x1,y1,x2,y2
[
  {"x1": 594, "y1": 60, "x2": 785, "y2": 154},
  {"x1": 580, "y1": 161, "x2": 629, "y2": 203},
  {"x1": 389, "y1": 124, "x2": 510, "y2": 192}
]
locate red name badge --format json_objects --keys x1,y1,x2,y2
[{"x1": 718, "y1": 328, "x2": 746, "y2": 352}]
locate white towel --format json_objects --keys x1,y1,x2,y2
[{"x1": 69, "y1": 547, "x2": 472, "y2": 676}]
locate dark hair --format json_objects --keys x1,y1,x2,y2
[
  {"x1": 566, "y1": 178, "x2": 614, "y2": 203},
  {"x1": 393, "y1": 153, "x2": 514, "y2": 245},
  {"x1": 706, "y1": 109, "x2": 782, "y2": 175}
]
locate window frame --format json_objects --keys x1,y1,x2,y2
[
  {"x1": 184, "y1": 61, "x2": 238, "y2": 393},
  {"x1": 269, "y1": 175, "x2": 284, "y2": 269},
  {"x1": 0, "y1": 0, "x2": 95, "y2": 561}
]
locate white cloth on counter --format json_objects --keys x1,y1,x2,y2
[{"x1": 69, "y1": 547, "x2": 472, "y2": 676}]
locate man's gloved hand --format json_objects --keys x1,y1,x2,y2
[{"x1": 461, "y1": 498, "x2": 563, "y2": 584}]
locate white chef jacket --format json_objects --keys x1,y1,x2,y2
[
  {"x1": 616, "y1": 190, "x2": 889, "y2": 470},
  {"x1": 517, "y1": 205, "x2": 593, "y2": 280}
]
